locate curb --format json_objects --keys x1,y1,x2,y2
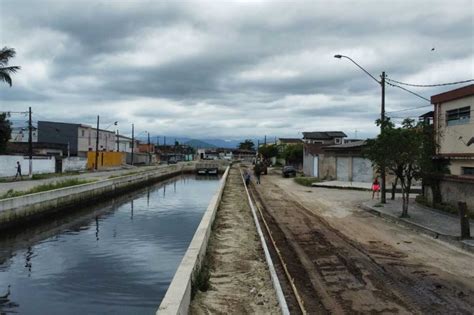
[
  {"x1": 312, "y1": 183, "x2": 422, "y2": 194},
  {"x1": 361, "y1": 204, "x2": 474, "y2": 254}
]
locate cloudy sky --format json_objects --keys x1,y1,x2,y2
[{"x1": 1, "y1": 0, "x2": 473, "y2": 140}]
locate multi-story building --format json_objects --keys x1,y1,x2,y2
[
  {"x1": 38, "y1": 121, "x2": 117, "y2": 157},
  {"x1": 432, "y1": 84, "x2": 474, "y2": 176}
]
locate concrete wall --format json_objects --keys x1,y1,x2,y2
[
  {"x1": 126, "y1": 152, "x2": 155, "y2": 165},
  {"x1": 319, "y1": 154, "x2": 336, "y2": 180},
  {"x1": 62, "y1": 157, "x2": 87, "y2": 172},
  {"x1": 0, "y1": 155, "x2": 56, "y2": 177},
  {"x1": 303, "y1": 151, "x2": 315, "y2": 177},
  {"x1": 87, "y1": 151, "x2": 126, "y2": 169},
  {"x1": 157, "y1": 166, "x2": 230, "y2": 315},
  {"x1": 0, "y1": 164, "x2": 187, "y2": 229},
  {"x1": 424, "y1": 177, "x2": 474, "y2": 210}
]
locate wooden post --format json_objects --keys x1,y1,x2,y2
[{"x1": 459, "y1": 202, "x2": 471, "y2": 239}]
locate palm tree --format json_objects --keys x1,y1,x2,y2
[{"x1": 0, "y1": 47, "x2": 20, "y2": 87}]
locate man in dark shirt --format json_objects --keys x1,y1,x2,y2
[{"x1": 15, "y1": 161, "x2": 22, "y2": 180}]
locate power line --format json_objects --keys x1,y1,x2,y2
[
  {"x1": 386, "y1": 104, "x2": 433, "y2": 114},
  {"x1": 386, "y1": 81, "x2": 431, "y2": 102},
  {"x1": 386, "y1": 77, "x2": 474, "y2": 88}
]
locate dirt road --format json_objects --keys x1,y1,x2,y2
[
  {"x1": 190, "y1": 166, "x2": 279, "y2": 314},
  {"x1": 251, "y1": 171, "x2": 474, "y2": 314}
]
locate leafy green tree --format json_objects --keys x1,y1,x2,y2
[
  {"x1": 259, "y1": 144, "x2": 279, "y2": 160},
  {"x1": 0, "y1": 113, "x2": 12, "y2": 153},
  {"x1": 282, "y1": 144, "x2": 303, "y2": 166},
  {"x1": 365, "y1": 118, "x2": 425, "y2": 217},
  {"x1": 0, "y1": 47, "x2": 20, "y2": 87},
  {"x1": 238, "y1": 139, "x2": 255, "y2": 151}
]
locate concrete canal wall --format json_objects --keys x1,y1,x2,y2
[
  {"x1": 157, "y1": 166, "x2": 230, "y2": 315},
  {"x1": 0, "y1": 164, "x2": 190, "y2": 230}
]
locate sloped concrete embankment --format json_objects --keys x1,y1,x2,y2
[
  {"x1": 157, "y1": 166, "x2": 230, "y2": 315},
  {"x1": 0, "y1": 164, "x2": 190, "y2": 230}
]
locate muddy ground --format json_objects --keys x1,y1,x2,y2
[
  {"x1": 251, "y1": 168, "x2": 474, "y2": 314},
  {"x1": 190, "y1": 167, "x2": 280, "y2": 314}
]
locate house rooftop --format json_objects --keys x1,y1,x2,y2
[
  {"x1": 431, "y1": 84, "x2": 474, "y2": 104},
  {"x1": 325, "y1": 140, "x2": 367, "y2": 149},
  {"x1": 278, "y1": 138, "x2": 302, "y2": 143},
  {"x1": 302, "y1": 131, "x2": 347, "y2": 139}
]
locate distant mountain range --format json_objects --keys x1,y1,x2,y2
[{"x1": 134, "y1": 136, "x2": 255, "y2": 149}]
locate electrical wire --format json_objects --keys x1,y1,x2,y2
[
  {"x1": 385, "y1": 81, "x2": 431, "y2": 102},
  {"x1": 386, "y1": 77, "x2": 474, "y2": 87}
]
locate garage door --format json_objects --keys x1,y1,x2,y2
[
  {"x1": 336, "y1": 157, "x2": 350, "y2": 181},
  {"x1": 352, "y1": 157, "x2": 373, "y2": 183}
]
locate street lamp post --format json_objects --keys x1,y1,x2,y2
[{"x1": 334, "y1": 54, "x2": 386, "y2": 203}]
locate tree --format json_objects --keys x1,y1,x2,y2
[
  {"x1": 0, "y1": 113, "x2": 12, "y2": 153},
  {"x1": 281, "y1": 144, "x2": 303, "y2": 166},
  {"x1": 0, "y1": 47, "x2": 21, "y2": 87},
  {"x1": 259, "y1": 144, "x2": 279, "y2": 160},
  {"x1": 238, "y1": 139, "x2": 255, "y2": 151},
  {"x1": 365, "y1": 118, "x2": 424, "y2": 217}
]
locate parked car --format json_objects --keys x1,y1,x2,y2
[
  {"x1": 282, "y1": 165, "x2": 296, "y2": 177},
  {"x1": 167, "y1": 159, "x2": 177, "y2": 164}
]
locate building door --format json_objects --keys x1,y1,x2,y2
[
  {"x1": 336, "y1": 157, "x2": 350, "y2": 181},
  {"x1": 313, "y1": 156, "x2": 319, "y2": 177},
  {"x1": 352, "y1": 157, "x2": 373, "y2": 182}
]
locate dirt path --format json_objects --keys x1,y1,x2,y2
[
  {"x1": 190, "y1": 166, "x2": 279, "y2": 314},
  {"x1": 251, "y1": 171, "x2": 474, "y2": 314}
]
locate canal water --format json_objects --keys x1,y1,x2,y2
[{"x1": 0, "y1": 175, "x2": 221, "y2": 315}]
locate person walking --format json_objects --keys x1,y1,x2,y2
[
  {"x1": 244, "y1": 170, "x2": 251, "y2": 187},
  {"x1": 14, "y1": 161, "x2": 22, "y2": 180},
  {"x1": 254, "y1": 163, "x2": 261, "y2": 185},
  {"x1": 372, "y1": 178, "x2": 380, "y2": 199}
]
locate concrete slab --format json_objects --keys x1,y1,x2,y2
[{"x1": 312, "y1": 180, "x2": 422, "y2": 193}]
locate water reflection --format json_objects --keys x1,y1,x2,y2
[{"x1": 0, "y1": 175, "x2": 220, "y2": 315}]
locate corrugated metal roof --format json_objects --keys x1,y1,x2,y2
[{"x1": 302, "y1": 131, "x2": 347, "y2": 139}]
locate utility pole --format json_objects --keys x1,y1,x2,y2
[
  {"x1": 95, "y1": 115, "x2": 99, "y2": 170},
  {"x1": 148, "y1": 132, "x2": 151, "y2": 165},
  {"x1": 28, "y1": 107, "x2": 33, "y2": 178},
  {"x1": 131, "y1": 124, "x2": 135, "y2": 166},
  {"x1": 116, "y1": 129, "x2": 119, "y2": 152},
  {"x1": 380, "y1": 71, "x2": 386, "y2": 203}
]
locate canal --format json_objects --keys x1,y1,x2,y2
[{"x1": 0, "y1": 175, "x2": 222, "y2": 315}]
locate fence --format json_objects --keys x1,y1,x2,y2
[{"x1": 0, "y1": 155, "x2": 56, "y2": 177}]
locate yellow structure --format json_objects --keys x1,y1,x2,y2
[{"x1": 87, "y1": 151, "x2": 125, "y2": 169}]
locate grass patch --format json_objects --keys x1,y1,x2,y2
[
  {"x1": 108, "y1": 171, "x2": 141, "y2": 179},
  {"x1": 294, "y1": 176, "x2": 322, "y2": 187},
  {"x1": 0, "y1": 178, "x2": 94, "y2": 200},
  {"x1": 191, "y1": 263, "x2": 211, "y2": 299},
  {"x1": 415, "y1": 195, "x2": 474, "y2": 219},
  {"x1": 32, "y1": 171, "x2": 81, "y2": 180}
]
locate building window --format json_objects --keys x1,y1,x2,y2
[
  {"x1": 335, "y1": 138, "x2": 341, "y2": 144},
  {"x1": 446, "y1": 106, "x2": 470, "y2": 126},
  {"x1": 462, "y1": 167, "x2": 474, "y2": 176},
  {"x1": 81, "y1": 130, "x2": 85, "y2": 137}
]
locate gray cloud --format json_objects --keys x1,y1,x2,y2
[{"x1": 0, "y1": 0, "x2": 472, "y2": 139}]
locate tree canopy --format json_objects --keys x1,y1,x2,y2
[
  {"x1": 281, "y1": 143, "x2": 303, "y2": 165},
  {"x1": 238, "y1": 139, "x2": 255, "y2": 151},
  {"x1": 365, "y1": 118, "x2": 427, "y2": 217},
  {"x1": 0, "y1": 47, "x2": 20, "y2": 87}
]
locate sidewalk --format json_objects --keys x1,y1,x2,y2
[
  {"x1": 0, "y1": 164, "x2": 171, "y2": 195},
  {"x1": 362, "y1": 198, "x2": 474, "y2": 253},
  {"x1": 312, "y1": 180, "x2": 422, "y2": 193}
]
